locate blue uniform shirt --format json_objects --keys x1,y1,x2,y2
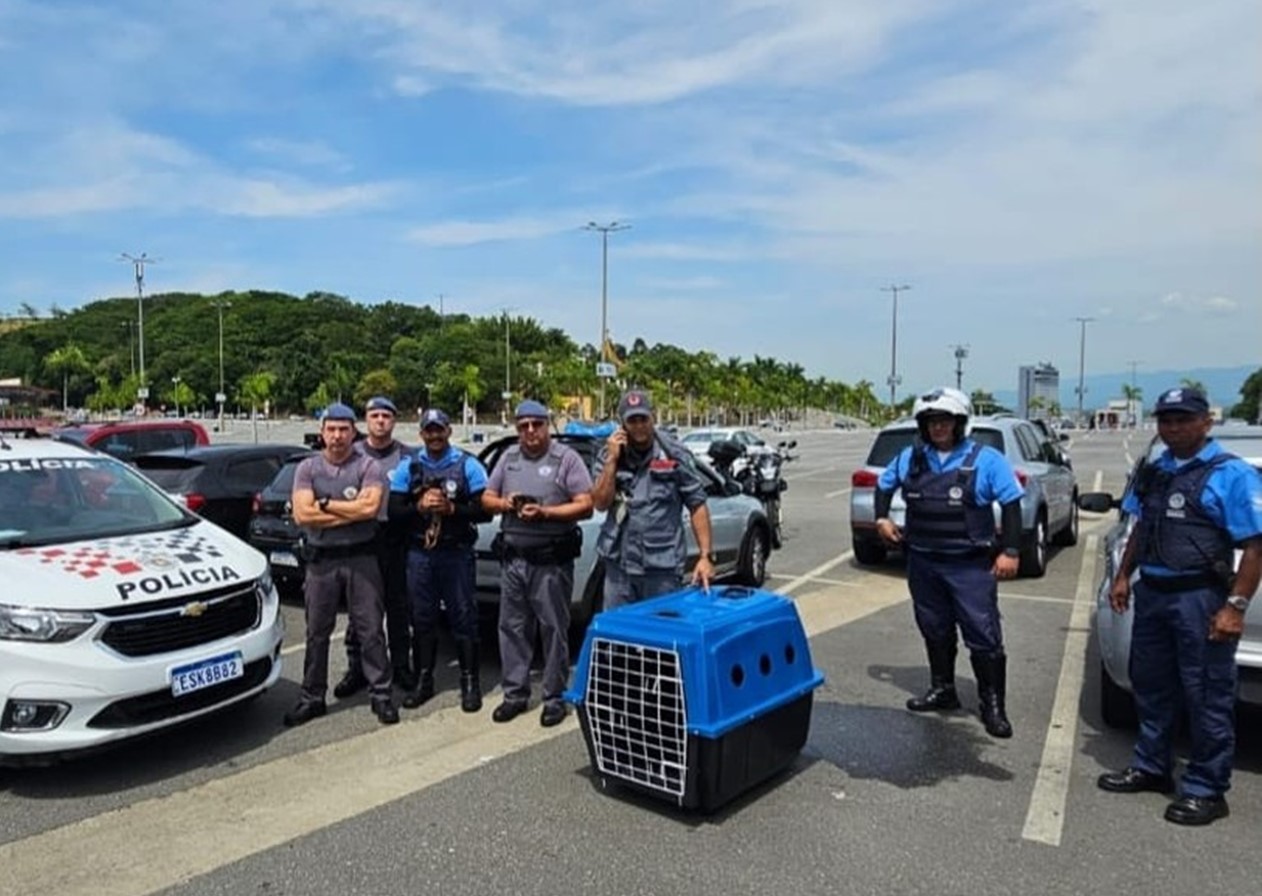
[
  {"x1": 388, "y1": 444, "x2": 489, "y2": 495},
  {"x1": 1122, "y1": 438, "x2": 1262, "y2": 577},
  {"x1": 878, "y1": 438, "x2": 1024, "y2": 505}
]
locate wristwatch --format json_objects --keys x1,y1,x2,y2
[
  {"x1": 705, "y1": 552, "x2": 718, "y2": 563},
  {"x1": 1001, "y1": 547, "x2": 1020, "y2": 558},
  {"x1": 318, "y1": 496, "x2": 330, "y2": 511},
  {"x1": 1226, "y1": 595, "x2": 1251, "y2": 613}
]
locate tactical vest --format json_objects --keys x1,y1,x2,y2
[
  {"x1": 406, "y1": 449, "x2": 479, "y2": 549},
  {"x1": 1136, "y1": 453, "x2": 1234, "y2": 574},
  {"x1": 903, "y1": 442, "x2": 996, "y2": 552},
  {"x1": 299, "y1": 452, "x2": 381, "y2": 547},
  {"x1": 498, "y1": 442, "x2": 582, "y2": 549}
]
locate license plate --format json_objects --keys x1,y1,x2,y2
[
  {"x1": 270, "y1": 550, "x2": 300, "y2": 568},
  {"x1": 170, "y1": 651, "x2": 244, "y2": 697}
]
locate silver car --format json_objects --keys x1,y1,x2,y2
[
  {"x1": 1079, "y1": 426, "x2": 1262, "y2": 727},
  {"x1": 849, "y1": 415, "x2": 1079, "y2": 577},
  {"x1": 473, "y1": 434, "x2": 775, "y2": 627}
]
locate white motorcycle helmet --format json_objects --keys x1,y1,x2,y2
[{"x1": 913, "y1": 387, "x2": 971, "y2": 443}]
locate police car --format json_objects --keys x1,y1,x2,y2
[{"x1": 0, "y1": 435, "x2": 284, "y2": 764}]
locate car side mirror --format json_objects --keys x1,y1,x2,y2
[
  {"x1": 1058, "y1": 432, "x2": 1071, "y2": 442},
  {"x1": 1078, "y1": 492, "x2": 1116, "y2": 513}
]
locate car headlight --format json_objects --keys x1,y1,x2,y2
[
  {"x1": 253, "y1": 569, "x2": 275, "y2": 602},
  {"x1": 0, "y1": 604, "x2": 96, "y2": 643}
]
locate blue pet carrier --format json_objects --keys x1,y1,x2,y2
[{"x1": 564, "y1": 585, "x2": 824, "y2": 811}]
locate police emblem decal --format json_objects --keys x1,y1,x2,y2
[
  {"x1": 342, "y1": 486, "x2": 359, "y2": 500},
  {"x1": 1168, "y1": 493, "x2": 1186, "y2": 510},
  {"x1": 948, "y1": 486, "x2": 964, "y2": 500},
  {"x1": 538, "y1": 466, "x2": 554, "y2": 477},
  {"x1": 140, "y1": 553, "x2": 177, "y2": 570}
]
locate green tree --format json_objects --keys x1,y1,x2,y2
[
  {"x1": 354, "y1": 368, "x2": 399, "y2": 408},
  {"x1": 1230, "y1": 368, "x2": 1262, "y2": 423},
  {"x1": 44, "y1": 343, "x2": 91, "y2": 412},
  {"x1": 239, "y1": 371, "x2": 277, "y2": 443}
]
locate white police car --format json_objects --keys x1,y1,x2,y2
[{"x1": 0, "y1": 435, "x2": 284, "y2": 764}]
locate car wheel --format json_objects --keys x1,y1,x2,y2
[
  {"x1": 737, "y1": 526, "x2": 769, "y2": 587},
  {"x1": 852, "y1": 535, "x2": 887, "y2": 566},
  {"x1": 1052, "y1": 493, "x2": 1080, "y2": 547},
  {"x1": 1100, "y1": 660, "x2": 1137, "y2": 728},
  {"x1": 1019, "y1": 513, "x2": 1048, "y2": 578}
]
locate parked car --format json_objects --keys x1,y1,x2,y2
[
  {"x1": 1078, "y1": 426, "x2": 1262, "y2": 727},
  {"x1": 679, "y1": 427, "x2": 772, "y2": 460},
  {"x1": 55, "y1": 419, "x2": 210, "y2": 463},
  {"x1": 849, "y1": 414, "x2": 1079, "y2": 577},
  {"x1": 134, "y1": 444, "x2": 308, "y2": 541},
  {"x1": 473, "y1": 434, "x2": 775, "y2": 627},
  {"x1": 246, "y1": 452, "x2": 315, "y2": 592},
  {"x1": 0, "y1": 435, "x2": 285, "y2": 765}
]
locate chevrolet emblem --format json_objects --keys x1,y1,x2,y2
[{"x1": 181, "y1": 601, "x2": 208, "y2": 618}]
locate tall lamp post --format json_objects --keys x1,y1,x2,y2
[
  {"x1": 120, "y1": 252, "x2": 157, "y2": 412},
  {"x1": 584, "y1": 221, "x2": 631, "y2": 419},
  {"x1": 1074, "y1": 316, "x2": 1095, "y2": 426},
  {"x1": 881, "y1": 284, "x2": 911, "y2": 412},
  {"x1": 950, "y1": 344, "x2": 969, "y2": 391},
  {"x1": 170, "y1": 376, "x2": 182, "y2": 418},
  {"x1": 213, "y1": 300, "x2": 231, "y2": 432}
]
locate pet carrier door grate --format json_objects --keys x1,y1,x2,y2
[{"x1": 583, "y1": 637, "x2": 688, "y2": 799}]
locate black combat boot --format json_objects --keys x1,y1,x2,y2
[
  {"x1": 456, "y1": 638, "x2": 482, "y2": 713},
  {"x1": 401, "y1": 635, "x2": 438, "y2": 709},
  {"x1": 971, "y1": 652, "x2": 1013, "y2": 738},
  {"x1": 906, "y1": 639, "x2": 962, "y2": 712}
]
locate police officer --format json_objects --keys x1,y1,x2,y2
[
  {"x1": 388, "y1": 408, "x2": 491, "y2": 712},
  {"x1": 333, "y1": 395, "x2": 415, "y2": 698},
  {"x1": 1097, "y1": 386, "x2": 1262, "y2": 826},
  {"x1": 286, "y1": 403, "x2": 398, "y2": 726},
  {"x1": 482, "y1": 400, "x2": 594, "y2": 727},
  {"x1": 591, "y1": 388, "x2": 714, "y2": 608},
  {"x1": 874, "y1": 387, "x2": 1024, "y2": 739}
]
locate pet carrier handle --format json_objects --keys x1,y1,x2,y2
[{"x1": 716, "y1": 585, "x2": 756, "y2": 600}]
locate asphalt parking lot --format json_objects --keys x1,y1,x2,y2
[{"x1": 1, "y1": 428, "x2": 1257, "y2": 896}]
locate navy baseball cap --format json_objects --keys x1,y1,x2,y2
[
  {"x1": 322, "y1": 402, "x2": 356, "y2": 422},
  {"x1": 365, "y1": 396, "x2": 397, "y2": 415},
  {"x1": 1153, "y1": 387, "x2": 1209, "y2": 416},
  {"x1": 515, "y1": 399, "x2": 549, "y2": 419},
  {"x1": 617, "y1": 389, "x2": 653, "y2": 421},
  {"x1": 420, "y1": 408, "x2": 450, "y2": 429}
]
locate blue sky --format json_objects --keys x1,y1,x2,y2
[{"x1": 1, "y1": 0, "x2": 1258, "y2": 398}]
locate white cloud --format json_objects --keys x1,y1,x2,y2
[
  {"x1": 405, "y1": 216, "x2": 579, "y2": 247},
  {"x1": 244, "y1": 138, "x2": 350, "y2": 171}
]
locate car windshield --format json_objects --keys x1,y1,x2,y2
[
  {"x1": 0, "y1": 456, "x2": 192, "y2": 548},
  {"x1": 866, "y1": 427, "x2": 1004, "y2": 466},
  {"x1": 265, "y1": 461, "x2": 303, "y2": 497},
  {"x1": 681, "y1": 431, "x2": 718, "y2": 444}
]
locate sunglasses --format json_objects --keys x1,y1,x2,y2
[{"x1": 516, "y1": 420, "x2": 547, "y2": 432}]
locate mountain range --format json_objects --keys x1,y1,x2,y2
[{"x1": 991, "y1": 365, "x2": 1256, "y2": 415}]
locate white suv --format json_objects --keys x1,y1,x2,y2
[{"x1": 0, "y1": 435, "x2": 284, "y2": 764}]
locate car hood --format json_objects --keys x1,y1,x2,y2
[{"x1": 3, "y1": 522, "x2": 266, "y2": 610}]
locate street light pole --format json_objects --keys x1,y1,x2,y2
[
  {"x1": 584, "y1": 221, "x2": 631, "y2": 419},
  {"x1": 214, "y1": 300, "x2": 231, "y2": 432},
  {"x1": 1074, "y1": 317, "x2": 1095, "y2": 426},
  {"x1": 951, "y1": 344, "x2": 969, "y2": 391},
  {"x1": 171, "y1": 376, "x2": 182, "y2": 418},
  {"x1": 880, "y1": 284, "x2": 911, "y2": 411},
  {"x1": 120, "y1": 253, "x2": 157, "y2": 412}
]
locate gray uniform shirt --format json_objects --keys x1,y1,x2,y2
[
  {"x1": 293, "y1": 451, "x2": 383, "y2": 547},
  {"x1": 357, "y1": 438, "x2": 407, "y2": 521},
  {"x1": 488, "y1": 440, "x2": 593, "y2": 549},
  {"x1": 594, "y1": 432, "x2": 707, "y2": 574}
]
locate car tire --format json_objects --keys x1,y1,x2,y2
[
  {"x1": 852, "y1": 535, "x2": 887, "y2": 566},
  {"x1": 737, "y1": 526, "x2": 770, "y2": 587},
  {"x1": 1052, "y1": 493, "x2": 1080, "y2": 547},
  {"x1": 1100, "y1": 660, "x2": 1138, "y2": 728},
  {"x1": 1019, "y1": 512, "x2": 1048, "y2": 578}
]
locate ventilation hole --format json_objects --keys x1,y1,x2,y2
[
  {"x1": 730, "y1": 664, "x2": 745, "y2": 687},
  {"x1": 784, "y1": 644, "x2": 796, "y2": 664},
  {"x1": 759, "y1": 654, "x2": 772, "y2": 675},
  {"x1": 652, "y1": 610, "x2": 682, "y2": 618}
]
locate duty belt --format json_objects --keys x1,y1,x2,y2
[
  {"x1": 307, "y1": 542, "x2": 376, "y2": 562},
  {"x1": 1139, "y1": 572, "x2": 1224, "y2": 593}
]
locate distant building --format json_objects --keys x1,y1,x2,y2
[{"x1": 1017, "y1": 363, "x2": 1059, "y2": 420}]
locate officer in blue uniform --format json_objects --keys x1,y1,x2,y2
[
  {"x1": 1097, "y1": 386, "x2": 1262, "y2": 826},
  {"x1": 874, "y1": 387, "x2": 1024, "y2": 738},
  {"x1": 388, "y1": 408, "x2": 491, "y2": 712},
  {"x1": 591, "y1": 388, "x2": 715, "y2": 609}
]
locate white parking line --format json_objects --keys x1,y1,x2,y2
[
  {"x1": 823, "y1": 486, "x2": 851, "y2": 499},
  {"x1": 767, "y1": 572, "x2": 860, "y2": 588},
  {"x1": 280, "y1": 628, "x2": 346, "y2": 656},
  {"x1": 1092, "y1": 469, "x2": 1103, "y2": 492},
  {"x1": 775, "y1": 551, "x2": 853, "y2": 596},
  {"x1": 1021, "y1": 534, "x2": 1098, "y2": 847}
]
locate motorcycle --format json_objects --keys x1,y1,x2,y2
[{"x1": 707, "y1": 438, "x2": 795, "y2": 548}]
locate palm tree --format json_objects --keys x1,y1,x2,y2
[
  {"x1": 239, "y1": 371, "x2": 277, "y2": 443},
  {"x1": 45, "y1": 343, "x2": 91, "y2": 413},
  {"x1": 1121, "y1": 383, "x2": 1143, "y2": 427}
]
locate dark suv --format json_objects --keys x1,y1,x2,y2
[
  {"x1": 849, "y1": 415, "x2": 1078, "y2": 577},
  {"x1": 247, "y1": 453, "x2": 314, "y2": 591},
  {"x1": 134, "y1": 444, "x2": 308, "y2": 540}
]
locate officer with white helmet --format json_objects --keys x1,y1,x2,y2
[{"x1": 873, "y1": 387, "x2": 1024, "y2": 738}]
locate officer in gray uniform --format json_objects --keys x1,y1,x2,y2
[
  {"x1": 482, "y1": 399, "x2": 594, "y2": 727},
  {"x1": 285, "y1": 402, "x2": 399, "y2": 726},
  {"x1": 592, "y1": 388, "x2": 715, "y2": 609}
]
